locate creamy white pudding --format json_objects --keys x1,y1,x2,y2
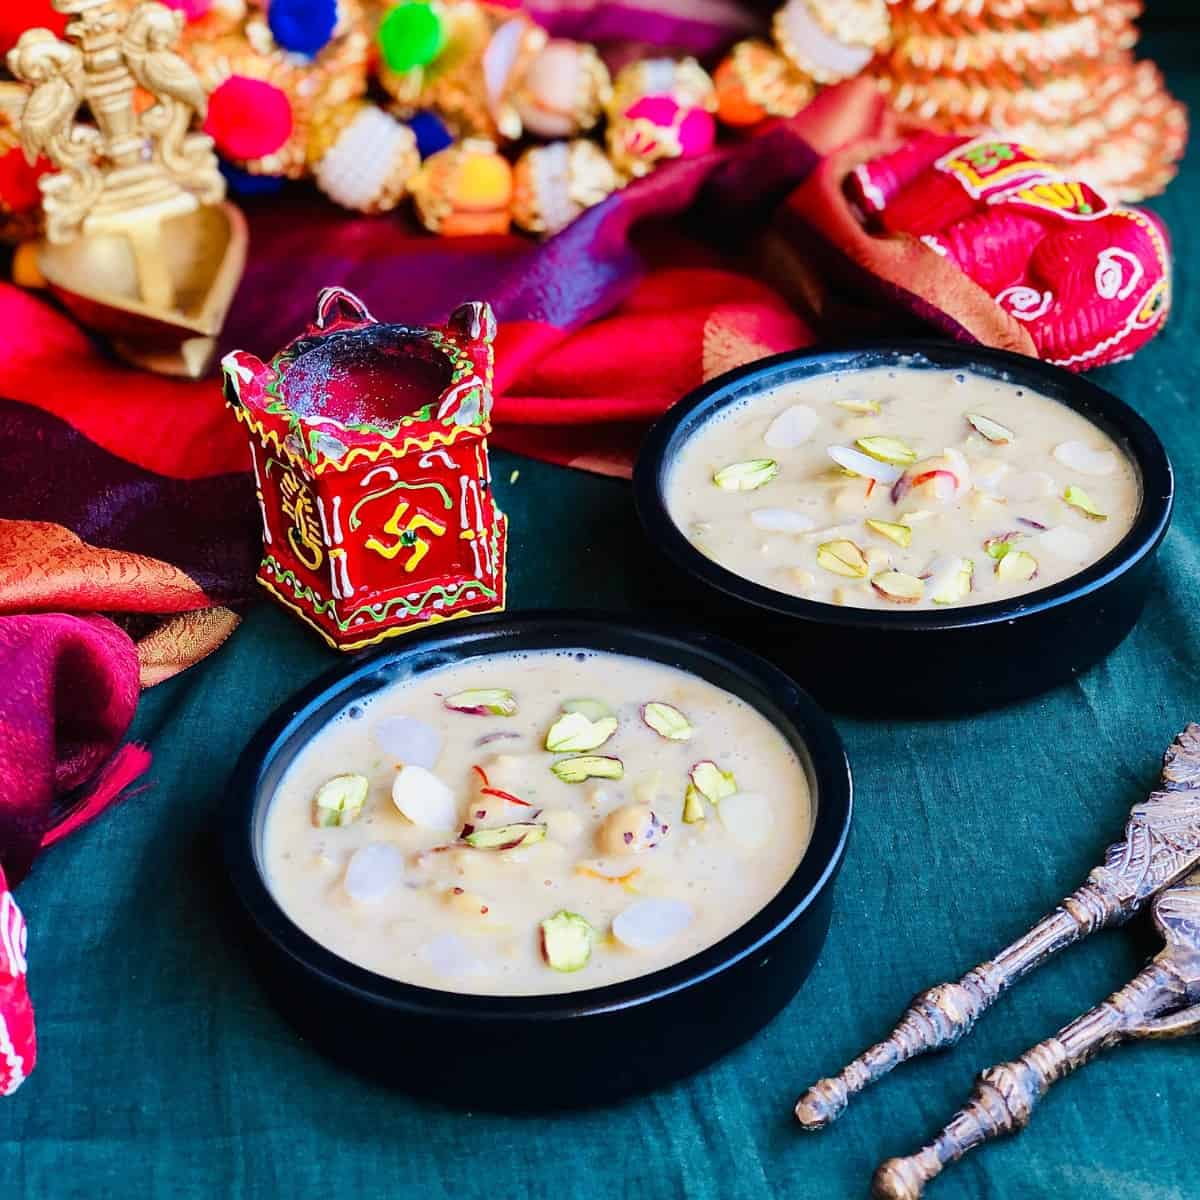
[
  {"x1": 263, "y1": 649, "x2": 813, "y2": 996},
  {"x1": 666, "y1": 366, "x2": 1139, "y2": 610}
]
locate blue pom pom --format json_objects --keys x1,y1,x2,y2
[
  {"x1": 407, "y1": 110, "x2": 454, "y2": 159},
  {"x1": 268, "y1": 0, "x2": 338, "y2": 57},
  {"x1": 221, "y1": 162, "x2": 286, "y2": 196}
]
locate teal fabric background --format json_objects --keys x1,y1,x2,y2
[{"x1": 6, "y1": 36, "x2": 1199, "y2": 1200}]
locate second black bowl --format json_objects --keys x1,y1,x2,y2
[{"x1": 633, "y1": 342, "x2": 1174, "y2": 716}]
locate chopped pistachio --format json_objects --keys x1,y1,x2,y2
[
  {"x1": 713, "y1": 458, "x2": 778, "y2": 492},
  {"x1": 965, "y1": 413, "x2": 1015, "y2": 444},
  {"x1": 834, "y1": 397, "x2": 881, "y2": 415},
  {"x1": 984, "y1": 532, "x2": 1022, "y2": 560},
  {"x1": 995, "y1": 548, "x2": 1039, "y2": 582},
  {"x1": 865, "y1": 518, "x2": 912, "y2": 548},
  {"x1": 540, "y1": 911, "x2": 595, "y2": 971},
  {"x1": 444, "y1": 688, "x2": 517, "y2": 717},
  {"x1": 562, "y1": 698, "x2": 613, "y2": 722},
  {"x1": 463, "y1": 822, "x2": 547, "y2": 850},
  {"x1": 871, "y1": 570, "x2": 924, "y2": 603},
  {"x1": 898, "y1": 509, "x2": 935, "y2": 525},
  {"x1": 641, "y1": 702, "x2": 693, "y2": 741},
  {"x1": 690, "y1": 760, "x2": 737, "y2": 804},
  {"x1": 313, "y1": 773, "x2": 369, "y2": 828},
  {"x1": 682, "y1": 784, "x2": 706, "y2": 824},
  {"x1": 545, "y1": 711, "x2": 618, "y2": 753},
  {"x1": 816, "y1": 539, "x2": 869, "y2": 578},
  {"x1": 1063, "y1": 484, "x2": 1108, "y2": 520},
  {"x1": 551, "y1": 755, "x2": 625, "y2": 784},
  {"x1": 855, "y1": 435, "x2": 918, "y2": 466}
]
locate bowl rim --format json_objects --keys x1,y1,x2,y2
[
  {"x1": 224, "y1": 610, "x2": 853, "y2": 1023},
  {"x1": 632, "y1": 340, "x2": 1174, "y2": 632}
]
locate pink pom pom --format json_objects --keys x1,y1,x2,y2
[
  {"x1": 677, "y1": 107, "x2": 716, "y2": 157},
  {"x1": 624, "y1": 95, "x2": 681, "y2": 126},
  {"x1": 205, "y1": 76, "x2": 294, "y2": 161},
  {"x1": 159, "y1": 0, "x2": 213, "y2": 18}
]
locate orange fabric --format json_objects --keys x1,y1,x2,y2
[{"x1": 0, "y1": 520, "x2": 240, "y2": 686}]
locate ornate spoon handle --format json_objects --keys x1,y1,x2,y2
[
  {"x1": 796, "y1": 724, "x2": 1200, "y2": 1130},
  {"x1": 871, "y1": 880, "x2": 1200, "y2": 1199}
]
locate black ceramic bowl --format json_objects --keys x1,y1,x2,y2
[
  {"x1": 633, "y1": 342, "x2": 1174, "y2": 715},
  {"x1": 225, "y1": 612, "x2": 852, "y2": 1108}
]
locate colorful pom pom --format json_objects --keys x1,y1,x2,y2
[
  {"x1": 0, "y1": 0, "x2": 66, "y2": 56},
  {"x1": 268, "y1": 0, "x2": 338, "y2": 58},
  {"x1": 378, "y1": 2, "x2": 445, "y2": 74},
  {"x1": 677, "y1": 108, "x2": 716, "y2": 157},
  {"x1": 407, "y1": 110, "x2": 454, "y2": 159},
  {"x1": 159, "y1": 0, "x2": 214, "y2": 20},
  {"x1": 205, "y1": 76, "x2": 294, "y2": 161}
]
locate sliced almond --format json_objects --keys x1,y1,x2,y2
[
  {"x1": 612, "y1": 898, "x2": 693, "y2": 950},
  {"x1": 826, "y1": 445, "x2": 902, "y2": 484},
  {"x1": 928, "y1": 556, "x2": 974, "y2": 605},
  {"x1": 718, "y1": 792, "x2": 773, "y2": 849},
  {"x1": 763, "y1": 404, "x2": 819, "y2": 449},
  {"x1": 1053, "y1": 441, "x2": 1118, "y2": 476},
  {"x1": 392, "y1": 764, "x2": 459, "y2": 830},
  {"x1": 344, "y1": 843, "x2": 404, "y2": 903},
  {"x1": 750, "y1": 508, "x2": 816, "y2": 533},
  {"x1": 965, "y1": 413, "x2": 1014, "y2": 444},
  {"x1": 1038, "y1": 525, "x2": 1093, "y2": 561}
]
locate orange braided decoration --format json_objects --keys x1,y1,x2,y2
[{"x1": 868, "y1": 0, "x2": 1184, "y2": 200}]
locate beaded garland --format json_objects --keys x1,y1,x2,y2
[{"x1": 0, "y1": 0, "x2": 1183, "y2": 241}]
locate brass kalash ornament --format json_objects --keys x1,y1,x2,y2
[{"x1": 7, "y1": 0, "x2": 246, "y2": 377}]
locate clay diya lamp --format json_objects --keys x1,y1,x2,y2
[{"x1": 221, "y1": 287, "x2": 508, "y2": 651}]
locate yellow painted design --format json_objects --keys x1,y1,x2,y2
[
  {"x1": 278, "y1": 470, "x2": 324, "y2": 570},
  {"x1": 365, "y1": 500, "x2": 448, "y2": 572},
  {"x1": 227, "y1": 403, "x2": 491, "y2": 478}
]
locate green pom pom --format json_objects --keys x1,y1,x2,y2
[{"x1": 378, "y1": 2, "x2": 445, "y2": 73}]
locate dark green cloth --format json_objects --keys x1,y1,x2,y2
[{"x1": 8, "y1": 38, "x2": 1200, "y2": 1200}]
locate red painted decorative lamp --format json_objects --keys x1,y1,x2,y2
[{"x1": 221, "y1": 287, "x2": 507, "y2": 650}]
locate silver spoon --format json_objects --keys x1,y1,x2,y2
[{"x1": 796, "y1": 723, "x2": 1200, "y2": 1130}]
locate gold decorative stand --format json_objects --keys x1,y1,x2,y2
[{"x1": 7, "y1": 0, "x2": 246, "y2": 377}]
